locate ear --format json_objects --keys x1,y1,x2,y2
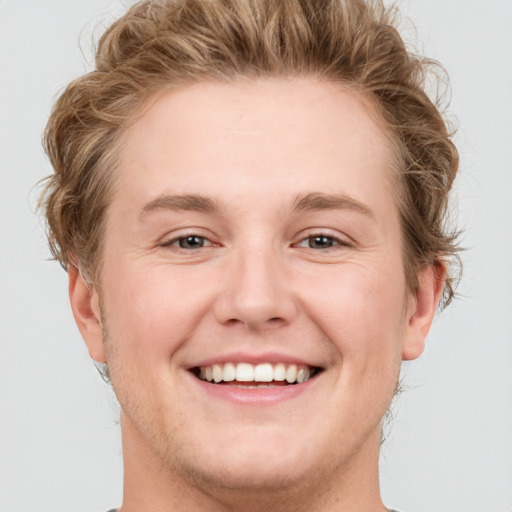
[
  {"x1": 68, "y1": 264, "x2": 106, "y2": 363},
  {"x1": 402, "y1": 262, "x2": 446, "y2": 361}
]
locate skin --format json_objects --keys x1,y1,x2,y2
[{"x1": 69, "y1": 77, "x2": 444, "y2": 512}]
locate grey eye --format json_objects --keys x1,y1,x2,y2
[
  {"x1": 177, "y1": 236, "x2": 207, "y2": 249},
  {"x1": 307, "y1": 236, "x2": 336, "y2": 249}
]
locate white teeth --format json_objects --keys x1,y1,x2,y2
[
  {"x1": 212, "y1": 364, "x2": 223, "y2": 383},
  {"x1": 285, "y1": 364, "x2": 297, "y2": 383},
  {"x1": 254, "y1": 363, "x2": 273, "y2": 382},
  {"x1": 297, "y1": 367, "x2": 311, "y2": 383},
  {"x1": 197, "y1": 362, "x2": 315, "y2": 385},
  {"x1": 223, "y1": 362, "x2": 236, "y2": 382},
  {"x1": 233, "y1": 383, "x2": 280, "y2": 389},
  {"x1": 235, "y1": 363, "x2": 254, "y2": 382},
  {"x1": 274, "y1": 363, "x2": 286, "y2": 381}
]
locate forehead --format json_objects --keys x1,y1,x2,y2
[{"x1": 114, "y1": 77, "x2": 396, "y2": 216}]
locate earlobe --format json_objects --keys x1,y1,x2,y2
[
  {"x1": 402, "y1": 262, "x2": 446, "y2": 361},
  {"x1": 68, "y1": 264, "x2": 106, "y2": 363}
]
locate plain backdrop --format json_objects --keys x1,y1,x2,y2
[{"x1": 1, "y1": 1, "x2": 511, "y2": 511}]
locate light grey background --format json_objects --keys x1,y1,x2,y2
[{"x1": 0, "y1": 1, "x2": 511, "y2": 511}]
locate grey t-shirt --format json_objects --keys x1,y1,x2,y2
[{"x1": 107, "y1": 509, "x2": 402, "y2": 511}]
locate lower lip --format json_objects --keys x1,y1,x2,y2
[{"x1": 187, "y1": 372, "x2": 318, "y2": 404}]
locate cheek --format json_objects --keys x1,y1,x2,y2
[
  {"x1": 100, "y1": 261, "x2": 214, "y2": 364},
  {"x1": 299, "y1": 260, "x2": 407, "y2": 363}
]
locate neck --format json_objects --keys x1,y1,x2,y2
[{"x1": 119, "y1": 412, "x2": 387, "y2": 512}]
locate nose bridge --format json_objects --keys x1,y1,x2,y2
[{"x1": 215, "y1": 237, "x2": 296, "y2": 329}]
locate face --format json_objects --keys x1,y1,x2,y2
[{"x1": 71, "y1": 78, "x2": 439, "y2": 496}]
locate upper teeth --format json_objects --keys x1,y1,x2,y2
[{"x1": 198, "y1": 363, "x2": 313, "y2": 384}]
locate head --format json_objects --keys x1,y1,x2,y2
[
  {"x1": 41, "y1": 0, "x2": 459, "y2": 299},
  {"x1": 39, "y1": 0, "x2": 460, "y2": 506}
]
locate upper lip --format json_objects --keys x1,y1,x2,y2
[{"x1": 185, "y1": 351, "x2": 323, "y2": 370}]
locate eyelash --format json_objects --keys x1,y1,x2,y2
[
  {"x1": 160, "y1": 232, "x2": 350, "y2": 251},
  {"x1": 293, "y1": 233, "x2": 350, "y2": 250},
  {"x1": 160, "y1": 234, "x2": 216, "y2": 250}
]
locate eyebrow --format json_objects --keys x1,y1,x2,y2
[
  {"x1": 140, "y1": 194, "x2": 218, "y2": 218},
  {"x1": 139, "y1": 192, "x2": 374, "y2": 219},
  {"x1": 292, "y1": 192, "x2": 374, "y2": 218}
]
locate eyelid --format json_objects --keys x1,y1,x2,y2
[
  {"x1": 165, "y1": 236, "x2": 212, "y2": 248},
  {"x1": 292, "y1": 229, "x2": 353, "y2": 249},
  {"x1": 156, "y1": 227, "x2": 353, "y2": 251},
  {"x1": 158, "y1": 228, "x2": 220, "y2": 249}
]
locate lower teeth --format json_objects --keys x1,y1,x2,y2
[{"x1": 231, "y1": 383, "x2": 282, "y2": 389}]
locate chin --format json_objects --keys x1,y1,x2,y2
[
  {"x1": 168, "y1": 427, "x2": 332, "y2": 494},
  {"x1": 178, "y1": 453, "x2": 309, "y2": 493}
]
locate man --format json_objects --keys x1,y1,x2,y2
[{"x1": 39, "y1": 0, "x2": 459, "y2": 510}]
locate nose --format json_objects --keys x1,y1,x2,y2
[{"x1": 213, "y1": 243, "x2": 298, "y2": 331}]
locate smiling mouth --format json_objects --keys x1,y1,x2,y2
[{"x1": 191, "y1": 362, "x2": 322, "y2": 387}]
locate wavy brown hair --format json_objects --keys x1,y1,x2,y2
[{"x1": 40, "y1": 0, "x2": 460, "y2": 305}]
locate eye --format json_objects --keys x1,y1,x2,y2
[
  {"x1": 305, "y1": 235, "x2": 337, "y2": 249},
  {"x1": 294, "y1": 233, "x2": 349, "y2": 250},
  {"x1": 162, "y1": 235, "x2": 213, "y2": 250}
]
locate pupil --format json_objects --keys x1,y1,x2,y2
[
  {"x1": 179, "y1": 236, "x2": 203, "y2": 248},
  {"x1": 310, "y1": 236, "x2": 333, "y2": 249}
]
